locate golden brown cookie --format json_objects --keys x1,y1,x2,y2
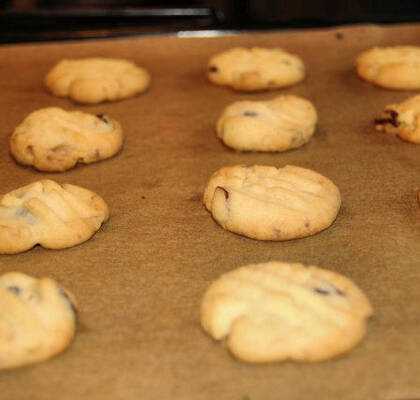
[
  {"x1": 45, "y1": 57, "x2": 150, "y2": 104},
  {"x1": 208, "y1": 47, "x2": 305, "y2": 91},
  {"x1": 0, "y1": 180, "x2": 109, "y2": 254},
  {"x1": 10, "y1": 107, "x2": 123, "y2": 171},
  {"x1": 201, "y1": 261, "x2": 373, "y2": 363},
  {"x1": 0, "y1": 272, "x2": 77, "y2": 370},
  {"x1": 375, "y1": 95, "x2": 420, "y2": 143},
  {"x1": 356, "y1": 46, "x2": 420, "y2": 90},
  {"x1": 203, "y1": 165, "x2": 341, "y2": 241},
  {"x1": 216, "y1": 95, "x2": 317, "y2": 151}
]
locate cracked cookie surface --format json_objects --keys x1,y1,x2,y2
[
  {"x1": 0, "y1": 179, "x2": 109, "y2": 254},
  {"x1": 208, "y1": 47, "x2": 305, "y2": 91},
  {"x1": 375, "y1": 94, "x2": 420, "y2": 143},
  {"x1": 0, "y1": 272, "x2": 77, "y2": 369},
  {"x1": 203, "y1": 165, "x2": 341, "y2": 241},
  {"x1": 200, "y1": 261, "x2": 372, "y2": 363},
  {"x1": 10, "y1": 107, "x2": 123, "y2": 171},
  {"x1": 356, "y1": 46, "x2": 420, "y2": 90},
  {"x1": 216, "y1": 95, "x2": 317, "y2": 151},
  {"x1": 45, "y1": 57, "x2": 150, "y2": 104}
]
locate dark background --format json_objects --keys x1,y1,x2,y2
[{"x1": 2, "y1": 0, "x2": 420, "y2": 43}]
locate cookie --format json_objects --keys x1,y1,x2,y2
[
  {"x1": 356, "y1": 46, "x2": 420, "y2": 90},
  {"x1": 45, "y1": 57, "x2": 150, "y2": 104},
  {"x1": 0, "y1": 179, "x2": 109, "y2": 254},
  {"x1": 10, "y1": 107, "x2": 123, "y2": 172},
  {"x1": 203, "y1": 165, "x2": 341, "y2": 241},
  {"x1": 216, "y1": 95, "x2": 317, "y2": 151},
  {"x1": 200, "y1": 261, "x2": 373, "y2": 363},
  {"x1": 0, "y1": 272, "x2": 77, "y2": 369},
  {"x1": 374, "y1": 95, "x2": 420, "y2": 143},
  {"x1": 208, "y1": 47, "x2": 305, "y2": 91}
]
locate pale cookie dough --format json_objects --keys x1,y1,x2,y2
[
  {"x1": 216, "y1": 95, "x2": 317, "y2": 151},
  {"x1": 0, "y1": 179, "x2": 109, "y2": 254},
  {"x1": 356, "y1": 46, "x2": 420, "y2": 90},
  {"x1": 45, "y1": 57, "x2": 150, "y2": 104},
  {"x1": 200, "y1": 261, "x2": 373, "y2": 363},
  {"x1": 10, "y1": 107, "x2": 123, "y2": 172},
  {"x1": 0, "y1": 272, "x2": 77, "y2": 370},
  {"x1": 375, "y1": 95, "x2": 420, "y2": 143},
  {"x1": 203, "y1": 165, "x2": 341, "y2": 241},
  {"x1": 208, "y1": 47, "x2": 305, "y2": 91}
]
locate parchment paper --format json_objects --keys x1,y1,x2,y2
[{"x1": 0, "y1": 23, "x2": 419, "y2": 400}]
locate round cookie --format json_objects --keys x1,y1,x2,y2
[
  {"x1": 203, "y1": 165, "x2": 341, "y2": 241},
  {"x1": 10, "y1": 107, "x2": 123, "y2": 172},
  {"x1": 356, "y1": 46, "x2": 420, "y2": 90},
  {"x1": 0, "y1": 179, "x2": 109, "y2": 254},
  {"x1": 200, "y1": 261, "x2": 373, "y2": 363},
  {"x1": 45, "y1": 57, "x2": 150, "y2": 104},
  {"x1": 216, "y1": 95, "x2": 317, "y2": 151},
  {"x1": 374, "y1": 95, "x2": 420, "y2": 143},
  {"x1": 207, "y1": 47, "x2": 305, "y2": 91},
  {"x1": 0, "y1": 272, "x2": 77, "y2": 370}
]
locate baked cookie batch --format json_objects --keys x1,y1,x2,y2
[{"x1": 1, "y1": 42, "x2": 418, "y2": 369}]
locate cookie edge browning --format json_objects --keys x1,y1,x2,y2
[
  {"x1": 0, "y1": 272, "x2": 77, "y2": 370},
  {"x1": 200, "y1": 261, "x2": 373, "y2": 363},
  {"x1": 203, "y1": 165, "x2": 341, "y2": 241},
  {"x1": 9, "y1": 109, "x2": 124, "y2": 172},
  {"x1": 44, "y1": 58, "x2": 151, "y2": 104},
  {"x1": 207, "y1": 47, "x2": 305, "y2": 92}
]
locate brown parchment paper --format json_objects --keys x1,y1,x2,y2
[{"x1": 0, "y1": 23, "x2": 419, "y2": 400}]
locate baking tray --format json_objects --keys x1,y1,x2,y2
[{"x1": 0, "y1": 23, "x2": 419, "y2": 400}]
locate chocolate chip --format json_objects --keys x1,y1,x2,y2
[
  {"x1": 335, "y1": 32, "x2": 344, "y2": 40},
  {"x1": 26, "y1": 145, "x2": 34, "y2": 155},
  {"x1": 386, "y1": 109, "x2": 399, "y2": 121},
  {"x1": 314, "y1": 284, "x2": 345, "y2": 296},
  {"x1": 7, "y1": 286, "x2": 21, "y2": 295},
  {"x1": 96, "y1": 114, "x2": 109, "y2": 124},
  {"x1": 314, "y1": 287, "x2": 330, "y2": 295},
  {"x1": 217, "y1": 186, "x2": 229, "y2": 200},
  {"x1": 59, "y1": 288, "x2": 77, "y2": 314},
  {"x1": 335, "y1": 286, "x2": 345, "y2": 296},
  {"x1": 16, "y1": 208, "x2": 30, "y2": 217},
  {"x1": 273, "y1": 228, "x2": 282, "y2": 237},
  {"x1": 209, "y1": 65, "x2": 218, "y2": 73},
  {"x1": 243, "y1": 110, "x2": 258, "y2": 117},
  {"x1": 375, "y1": 109, "x2": 400, "y2": 127}
]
